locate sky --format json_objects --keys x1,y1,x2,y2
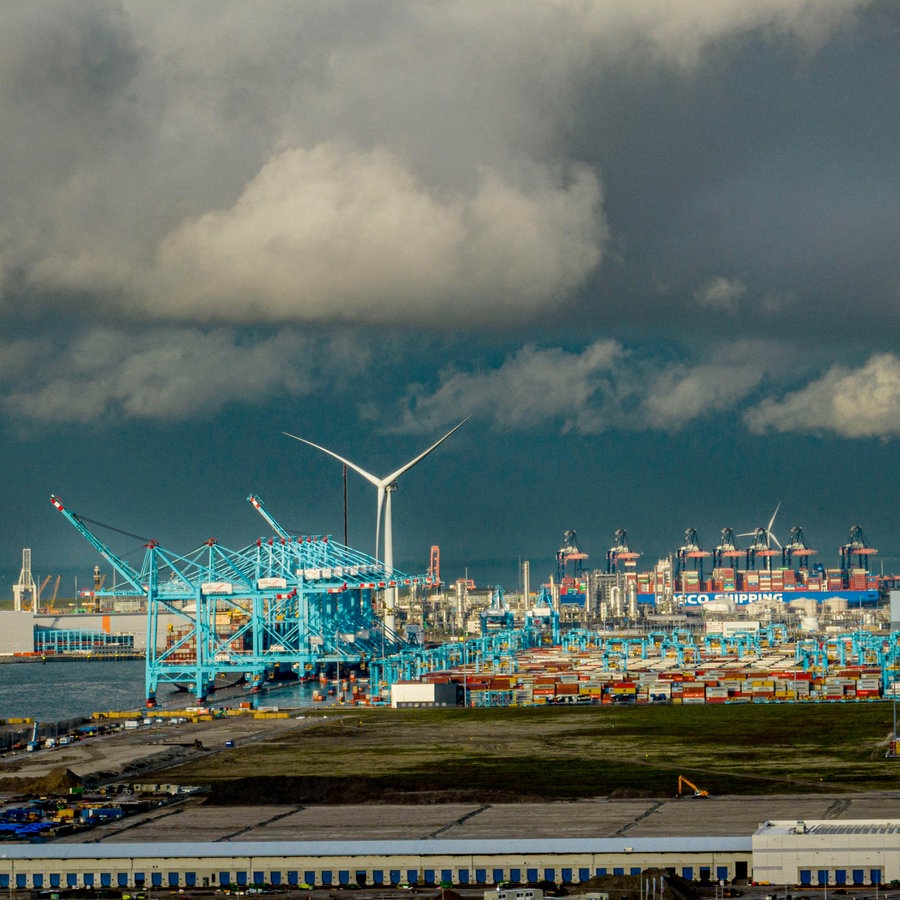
[{"x1": 1, "y1": 0, "x2": 898, "y2": 596}]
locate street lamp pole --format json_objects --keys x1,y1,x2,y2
[
  {"x1": 893, "y1": 675, "x2": 897, "y2": 756},
  {"x1": 463, "y1": 643, "x2": 468, "y2": 709}
]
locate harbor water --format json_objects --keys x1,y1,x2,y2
[
  {"x1": 0, "y1": 659, "x2": 344, "y2": 723},
  {"x1": 0, "y1": 659, "x2": 146, "y2": 722}
]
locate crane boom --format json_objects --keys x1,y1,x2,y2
[
  {"x1": 50, "y1": 575, "x2": 61, "y2": 609},
  {"x1": 677, "y1": 775, "x2": 709, "y2": 797},
  {"x1": 247, "y1": 494, "x2": 292, "y2": 541},
  {"x1": 49, "y1": 495, "x2": 146, "y2": 595}
]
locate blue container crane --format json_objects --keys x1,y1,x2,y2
[{"x1": 51, "y1": 493, "x2": 428, "y2": 705}]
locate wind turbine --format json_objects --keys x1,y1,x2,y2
[
  {"x1": 284, "y1": 417, "x2": 470, "y2": 635},
  {"x1": 738, "y1": 502, "x2": 782, "y2": 570}
]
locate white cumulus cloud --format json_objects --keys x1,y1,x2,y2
[
  {"x1": 0, "y1": 327, "x2": 365, "y2": 425},
  {"x1": 398, "y1": 338, "x2": 794, "y2": 435},
  {"x1": 398, "y1": 341, "x2": 626, "y2": 433},
  {"x1": 744, "y1": 353, "x2": 900, "y2": 438},
  {"x1": 693, "y1": 276, "x2": 746, "y2": 313},
  {"x1": 144, "y1": 145, "x2": 604, "y2": 327}
]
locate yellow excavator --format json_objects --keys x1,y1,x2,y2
[{"x1": 677, "y1": 775, "x2": 709, "y2": 798}]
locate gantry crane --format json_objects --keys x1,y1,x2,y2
[
  {"x1": 841, "y1": 525, "x2": 877, "y2": 571},
  {"x1": 524, "y1": 586, "x2": 560, "y2": 645},
  {"x1": 713, "y1": 528, "x2": 744, "y2": 568},
  {"x1": 676, "y1": 528, "x2": 711, "y2": 580},
  {"x1": 52, "y1": 493, "x2": 429, "y2": 705},
  {"x1": 607, "y1": 529, "x2": 640, "y2": 573},
  {"x1": 782, "y1": 525, "x2": 816, "y2": 569},
  {"x1": 480, "y1": 585, "x2": 515, "y2": 634},
  {"x1": 557, "y1": 529, "x2": 588, "y2": 581}
]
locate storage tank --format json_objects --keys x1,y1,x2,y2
[
  {"x1": 823, "y1": 597, "x2": 849, "y2": 616},
  {"x1": 704, "y1": 598, "x2": 734, "y2": 614},
  {"x1": 746, "y1": 600, "x2": 777, "y2": 617},
  {"x1": 800, "y1": 615, "x2": 819, "y2": 633},
  {"x1": 789, "y1": 597, "x2": 818, "y2": 617}
]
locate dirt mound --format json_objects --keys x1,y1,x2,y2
[
  {"x1": 0, "y1": 766, "x2": 82, "y2": 795},
  {"x1": 579, "y1": 868, "x2": 698, "y2": 900},
  {"x1": 203, "y1": 775, "x2": 538, "y2": 805}
]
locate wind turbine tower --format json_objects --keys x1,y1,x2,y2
[{"x1": 285, "y1": 417, "x2": 470, "y2": 635}]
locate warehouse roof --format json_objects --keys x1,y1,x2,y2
[
  {"x1": 756, "y1": 819, "x2": 900, "y2": 836},
  {"x1": 0, "y1": 836, "x2": 751, "y2": 861}
]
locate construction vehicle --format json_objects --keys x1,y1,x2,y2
[{"x1": 677, "y1": 775, "x2": 709, "y2": 798}]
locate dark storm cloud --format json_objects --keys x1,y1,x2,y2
[
  {"x1": 568, "y1": 1, "x2": 900, "y2": 342},
  {"x1": 0, "y1": 0, "x2": 897, "y2": 438}
]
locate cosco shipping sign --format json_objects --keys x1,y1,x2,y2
[
  {"x1": 677, "y1": 592, "x2": 784, "y2": 605},
  {"x1": 671, "y1": 590, "x2": 878, "y2": 606}
]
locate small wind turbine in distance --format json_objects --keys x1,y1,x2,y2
[
  {"x1": 283, "y1": 416, "x2": 471, "y2": 636},
  {"x1": 738, "y1": 501, "x2": 782, "y2": 570}
]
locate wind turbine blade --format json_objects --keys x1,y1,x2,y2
[
  {"x1": 765, "y1": 502, "x2": 782, "y2": 548},
  {"x1": 283, "y1": 433, "x2": 384, "y2": 489},
  {"x1": 383, "y1": 416, "x2": 471, "y2": 484},
  {"x1": 767, "y1": 501, "x2": 781, "y2": 533},
  {"x1": 736, "y1": 532, "x2": 755, "y2": 538}
]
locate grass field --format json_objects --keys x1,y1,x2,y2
[{"x1": 159, "y1": 702, "x2": 900, "y2": 804}]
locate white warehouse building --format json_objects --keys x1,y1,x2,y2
[
  {"x1": 1, "y1": 821, "x2": 897, "y2": 891},
  {"x1": 753, "y1": 820, "x2": 897, "y2": 887},
  {"x1": 0, "y1": 837, "x2": 751, "y2": 891}
]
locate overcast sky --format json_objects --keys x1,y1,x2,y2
[{"x1": 2, "y1": 0, "x2": 898, "y2": 593}]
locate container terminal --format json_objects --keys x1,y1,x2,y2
[{"x1": 0, "y1": 496, "x2": 898, "y2": 711}]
